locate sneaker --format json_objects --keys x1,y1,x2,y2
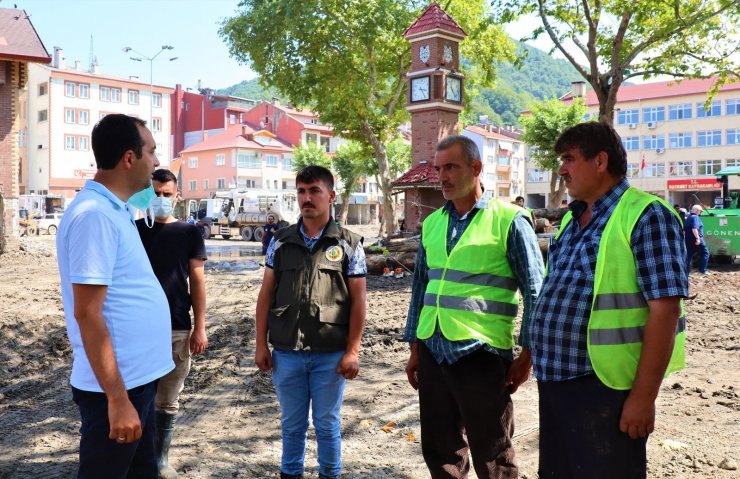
[{"x1": 280, "y1": 473, "x2": 303, "y2": 479}]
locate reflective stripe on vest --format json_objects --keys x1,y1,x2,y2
[
  {"x1": 556, "y1": 187, "x2": 686, "y2": 390},
  {"x1": 418, "y1": 200, "x2": 520, "y2": 349}
]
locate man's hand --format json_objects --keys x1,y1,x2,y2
[
  {"x1": 337, "y1": 351, "x2": 360, "y2": 379},
  {"x1": 190, "y1": 327, "x2": 208, "y2": 355},
  {"x1": 108, "y1": 396, "x2": 142, "y2": 444},
  {"x1": 620, "y1": 391, "x2": 656, "y2": 439},
  {"x1": 405, "y1": 343, "x2": 420, "y2": 390},
  {"x1": 506, "y1": 347, "x2": 531, "y2": 394},
  {"x1": 254, "y1": 343, "x2": 273, "y2": 371}
]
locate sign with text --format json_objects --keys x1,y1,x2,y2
[{"x1": 666, "y1": 179, "x2": 722, "y2": 191}]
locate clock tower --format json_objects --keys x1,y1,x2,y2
[{"x1": 393, "y1": 2, "x2": 467, "y2": 231}]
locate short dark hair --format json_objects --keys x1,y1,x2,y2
[
  {"x1": 436, "y1": 135, "x2": 481, "y2": 165},
  {"x1": 296, "y1": 165, "x2": 334, "y2": 190},
  {"x1": 152, "y1": 168, "x2": 177, "y2": 185},
  {"x1": 91, "y1": 114, "x2": 147, "y2": 170},
  {"x1": 554, "y1": 121, "x2": 627, "y2": 177},
  {"x1": 515, "y1": 196, "x2": 525, "y2": 202}
]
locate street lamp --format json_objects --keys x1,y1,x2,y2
[{"x1": 122, "y1": 45, "x2": 177, "y2": 127}]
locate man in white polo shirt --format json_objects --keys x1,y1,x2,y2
[{"x1": 57, "y1": 114, "x2": 174, "y2": 478}]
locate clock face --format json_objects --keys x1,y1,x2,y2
[
  {"x1": 443, "y1": 45, "x2": 453, "y2": 64},
  {"x1": 446, "y1": 76, "x2": 461, "y2": 103},
  {"x1": 419, "y1": 45, "x2": 430, "y2": 64},
  {"x1": 411, "y1": 76, "x2": 430, "y2": 102}
]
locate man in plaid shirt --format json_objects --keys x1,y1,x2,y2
[{"x1": 530, "y1": 122, "x2": 688, "y2": 478}]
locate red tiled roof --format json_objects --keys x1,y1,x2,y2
[
  {"x1": 0, "y1": 8, "x2": 51, "y2": 63},
  {"x1": 180, "y1": 123, "x2": 293, "y2": 154},
  {"x1": 392, "y1": 162, "x2": 440, "y2": 188},
  {"x1": 403, "y1": 2, "x2": 466, "y2": 39}
]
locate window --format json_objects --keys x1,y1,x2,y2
[
  {"x1": 487, "y1": 155, "x2": 495, "y2": 166},
  {"x1": 217, "y1": 178, "x2": 226, "y2": 189},
  {"x1": 305, "y1": 133, "x2": 318, "y2": 145},
  {"x1": 497, "y1": 155, "x2": 510, "y2": 166},
  {"x1": 151, "y1": 118, "x2": 161, "y2": 132},
  {"x1": 245, "y1": 179, "x2": 257, "y2": 188},
  {"x1": 669, "y1": 132, "x2": 692, "y2": 148},
  {"x1": 527, "y1": 168, "x2": 547, "y2": 183},
  {"x1": 188, "y1": 180, "x2": 197, "y2": 191},
  {"x1": 669, "y1": 103, "x2": 692, "y2": 120},
  {"x1": 320, "y1": 137, "x2": 331, "y2": 152},
  {"x1": 100, "y1": 86, "x2": 111, "y2": 102},
  {"x1": 38, "y1": 109, "x2": 48, "y2": 122},
  {"x1": 726, "y1": 99, "x2": 740, "y2": 115},
  {"x1": 65, "y1": 82, "x2": 76, "y2": 97},
  {"x1": 111, "y1": 88, "x2": 121, "y2": 103},
  {"x1": 266, "y1": 154, "x2": 278, "y2": 167},
  {"x1": 78, "y1": 136, "x2": 89, "y2": 151},
  {"x1": 78, "y1": 110, "x2": 89, "y2": 125},
  {"x1": 65, "y1": 135, "x2": 76, "y2": 150},
  {"x1": 487, "y1": 139, "x2": 495, "y2": 150},
  {"x1": 697, "y1": 130, "x2": 722, "y2": 147},
  {"x1": 728, "y1": 129, "x2": 740, "y2": 145},
  {"x1": 79, "y1": 84, "x2": 89, "y2": 99},
  {"x1": 643, "y1": 163, "x2": 665, "y2": 178},
  {"x1": 486, "y1": 173, "x2": 495, "y2": 183},
  {"x1": 626, "y1": 163, "x2": 640, "y2": 177},
  {"x1": 282, "y1": 181, "x2": 288, "y2": 189},
  {"x1": 726, "y1": 159, "x2": 740, "y2": 168},
  {"x1": 189, "y1": 156, "x2": 198, "y2": 168},
  {"x1": 215, "y1": 154, "x2": 226, "y2": 166},
  {"x1": 38, "y1": 83, "x2": 48, "y2": 96},
  {"x1": 617, "y1": 109, "x2": 639, "y2": 125},
  {"x1": 283, "y1": 156, "x2": 292, "y2": 171},
  {"x1": 152, "y1": 93, "x2": 162, "y2": 108},
  {"x1": 204, "y1": 179, "x2": 209, "y2": 190},
  {"x1": 229, "y1": 114, "x2": 236, "y2": 124},
  {"x1": 65, "y1": 109, "x2": 76, "y2": 124},
  {"x1": 128, "y1": 90, "x2": 139, "y2": 105},
  {"x1": 642, "y1": 107, "x2": 665, "y2": 123},
  {"x1": 622, "y1": 136, "x2": 639, "y2": 151},
  {"x1": 697, "y1": 160, "x2": 722, "y2": 175},
  {"x1": 237, "y1": 154, "x2": 259, "y2": 168},
  {"x1": 642, "y1": 135, "x2": 665, "y2": 150},
  {"x1": 670, "y1": 161, "x2": 693, "y2": 176},
  {"x1": 696, "y1": 101, "x2": 721, "y2": 118}
]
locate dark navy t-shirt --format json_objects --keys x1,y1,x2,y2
[
  {"x1": 683, "y1": 214, "x2": 704, "y2": 242},
  {"x1": 136, "y1": 220, "x2": 207, "y2": 330}
]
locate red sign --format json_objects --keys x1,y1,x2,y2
[{"x1": 666, "y1": 179, "x2": 722, "y2": 191}]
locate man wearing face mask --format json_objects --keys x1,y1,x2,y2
[
  {"x1": 57, "y1": 114, "x2": 174, "y2": 478},
  {"x1": 135, "y1": 168, "x2": 207, "y2": 479}
]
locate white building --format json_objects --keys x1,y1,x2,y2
[{"x1": 26, "y1": 47, "x2": 173, "y2": 200}]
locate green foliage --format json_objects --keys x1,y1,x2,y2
[
  {"x1": 291, "y1": 143, "x2": 331, "y2": 173},
  {"x1": 519, "y1": 98, "x2": 586, "y2": 171},
  {"x1": 333, "y1": 142, "x2": 373, "y2": 199},
  {"x1": 216, "y1": 78, "x2": 278, "y2": 101},
  {"x1": 364, "y1": 138, "x2": 411, "y2": 179}
]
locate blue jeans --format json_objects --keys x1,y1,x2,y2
[
  {"x1": 686, "y1": 240, "x2": 709, "y2": 273},
  {"x1": 71, "y1": 380, "x2": 158, "y2": 479},
  {"x1": 272, "y1": 349, "x2": 346, "y2": 477}
]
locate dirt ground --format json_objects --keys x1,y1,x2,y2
[{"x1": 0, "y1": 225, "x2": 738, "y2": 479}]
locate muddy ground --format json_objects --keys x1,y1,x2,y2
[{"x1": 0, "y1": 226, "x2": 738, "y2": 478}]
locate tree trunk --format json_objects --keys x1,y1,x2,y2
[{"x1": 339, "y1": 192, "x2": 350, "y2": 225}]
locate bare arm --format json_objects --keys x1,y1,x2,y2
[
  {"x1": 72, "y1": 284, "x2": 141, "y2": 444},
  {"x1": 337, "y1": 277, "x2": 366, "y2": 380},
  {"x1": 188, "y1": 258, "x2": 207, "y2": 355},
  {"x1": 620, "y1": 296, "x2": 681, "y2": 439},
  {"x1": 254, "y1": 267, "x2": 276, "y2": 371}
]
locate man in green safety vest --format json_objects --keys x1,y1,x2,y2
[
  {"x1": 530, "y1": 122, "x2": 688, "y2": 478},
  {"x1": 404, "y1": 135, "x2": 544, "y2": 478}
]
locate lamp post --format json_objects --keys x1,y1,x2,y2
[{"x1": 122, "y1": 45, "x2": 177, "y2": 128}]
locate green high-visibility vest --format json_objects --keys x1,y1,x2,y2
[
  {"x1": 555, "y1": 187, "x2": 686, "y2": 390},
  {"x1": 418, "y1": 200, "x2": 520, "y2": 348}
]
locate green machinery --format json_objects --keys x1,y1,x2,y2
[{"x1": 701, "y1": 166, "x2": 740, "y2": 262}]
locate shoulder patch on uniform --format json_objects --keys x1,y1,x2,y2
[{"x1": 325, "y1": 245, "x2": 343, "y2": 262}]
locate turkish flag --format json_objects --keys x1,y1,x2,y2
[{"x1": 640, "y1": 155, "x2": 646, "y2": 173}]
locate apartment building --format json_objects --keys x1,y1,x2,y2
[
  {"x1": 526, "y1": 78, "x2": 740, "y2": 207},
  {"x1": 26, "y1": 48, "x2": 172, "y2": 200},
  {"x1": 463, "y1": 124, "x2": 528, "y2": 203}
]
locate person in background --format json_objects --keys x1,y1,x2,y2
[
  {"x1": 673, "y1": 204, "x2": 687, "y2": 223},
  {"x1": 515, "y1": 195, "x2": 536, "y2": 226},
  {"x1": 262, "y1": 215, "x2": 278, "y2": 256},
  {"x1": 57, "y1": 114, "x2": 174, "y2": 478},
  {"x1": 136, "y1": 168, "x2": 208, "y2": 479},
  {"x1": 255, "y1": 165, "x2": 367, "y2": 479},
  {"x1": 684, "y1": 204, "x2": 710, "y2": 276}
]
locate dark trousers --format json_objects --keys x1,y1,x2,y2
[
  {"x1": 538, "y1": 374, "x2": 647, "y2": 479},
  {"x1": 418, "y1": 343, "x2": 517, "y2": 479},
  {"x1": 72, "y1": 380, "x2": 158, "y2": 479},
  {"x1": 686, "y1": 240, "x2": 709, "y2": 273}
]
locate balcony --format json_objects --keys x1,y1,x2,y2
[{"x1": 496, "y1": 164, "x2": 512, "y2": 174}]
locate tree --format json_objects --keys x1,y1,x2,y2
[
  {"x1": 494, "y1": 0, "x2": 740, "y2": 124},
  {"x1": 332, "y1": 142, "x2": 373, "y2": 225},
  {"x1": 519, "y1": 98, "x2": 586, "y2": 207},
  {"x1": 220, "y1": 0, "x2": 514, "y2": 237},
  {"x1": 291, "y1": 142, "x2": 332, "y2": 172}
]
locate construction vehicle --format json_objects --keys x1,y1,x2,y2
[
  {"x1": 700, "y1": 166, "x2": 740, "y2": 263},
  {"x1": 187, "y1": 189, "x2": 299, "y2": 241}
]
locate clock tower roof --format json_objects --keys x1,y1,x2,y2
[{"x1": 403, "y1": 2, "x2": 467, "y2": 40}]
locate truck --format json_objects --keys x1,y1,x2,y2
[
  {"x1": 187, "y1": 189, "x2": 299, "y2": 241},
  {"x1": 700, "y1": 166, "x2": 740, "y2": 263}
]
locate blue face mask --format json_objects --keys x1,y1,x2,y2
[
  {"x1": 128, "y1": 185, "x2": 156, "y2": 228},
  {"x1": 151, "y1": 196, "x2": 174, "y2": 219}
]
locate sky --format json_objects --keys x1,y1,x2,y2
[{"x1": 12, "y1": 0, "x2": 556, "y2": 92}]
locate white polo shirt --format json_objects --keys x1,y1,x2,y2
[{"x1": 57, "y1": 180, "x2": 174, "y2": 392}]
